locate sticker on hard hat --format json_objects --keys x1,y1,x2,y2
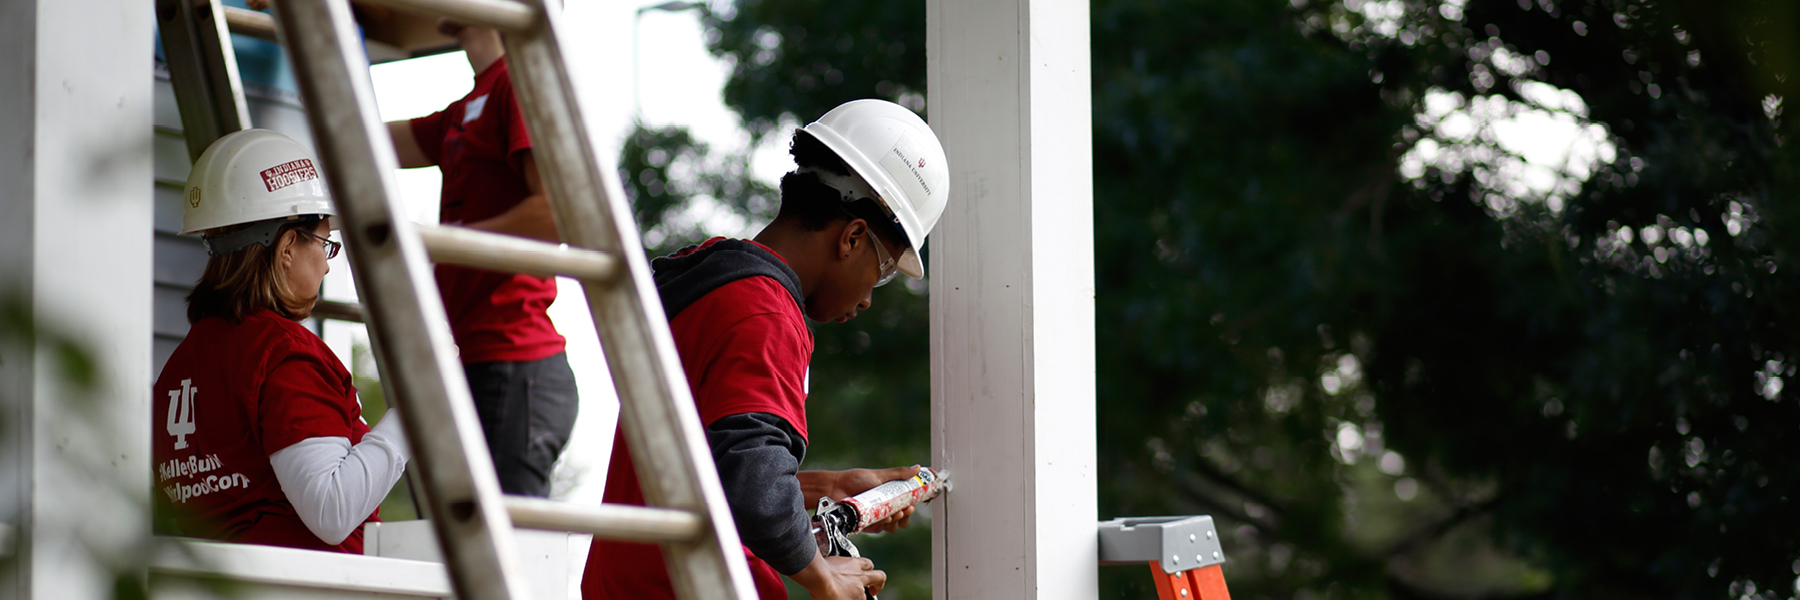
[
  {"x1": 879, "y1": 141, "x2": 932, "y2": 207},
  {"x1": 260, "y1": 159, "x2": 319, "y2": 193},
  {"x1": 187, "y1": 187, "x2": 202, "y2": 208}
]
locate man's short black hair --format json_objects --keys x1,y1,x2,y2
[{"x1": 777, "y1": 130, "x2": 909, "y2": 247}]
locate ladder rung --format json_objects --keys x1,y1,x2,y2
[
  {"x1": 503, "y1": 496, "x2": 705, "y2": 544},
  {"x1": 312, "y1": 299, "x2": 367, "y2": 323},
  {"x1": 352, "y1": 0, "x2": 537, "y2": 33},
  {"x1": 419, "y1": 225, "x2": 620, "y2": 283},
  {"x1": 222, "y1": 6, "x2": 277, "y2": 41}
]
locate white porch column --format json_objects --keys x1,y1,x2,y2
[
  {"x1": 0, "y1": 0, "x2": 155, "y2": 598},
  {"x1": 926, "y1": 1, "x2": 1096, "y2": 599}
]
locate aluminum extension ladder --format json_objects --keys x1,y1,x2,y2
[{"x1": 157, "y1": 0, "x2": 758, "y2": 598}]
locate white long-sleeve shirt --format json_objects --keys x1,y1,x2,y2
[{"x1": 268, "y1": 411, "x2": 411, "y2": 545}]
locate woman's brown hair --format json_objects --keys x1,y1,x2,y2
[{"x1": 185, "y1": 219, "x2": 319, "y2": 324}]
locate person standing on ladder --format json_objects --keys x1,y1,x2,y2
[
  {"x1": 386, "y1": 20, "x2": 577, "y2": 497},
  {"x1": 582, "y1": 100, "x2": 950, "y2": 600}
]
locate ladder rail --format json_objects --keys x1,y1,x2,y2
[
  {"x1": 269, "y1": 1, "x2": 532, "y2": 598},
  {"x1": 499, "y1": 0, "x2": 758, "y2": 595},
  {"x1": 156, "y1": 0, "x2": 253, "y2": 160}
]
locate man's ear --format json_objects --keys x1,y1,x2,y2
[{"x1": 838, "y1": 218, "x2": 868, "y2": 258}]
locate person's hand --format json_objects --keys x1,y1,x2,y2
[
  {"x1": 799, "y1": 466, "x2": 923, "y2": 533},
  {"x1": 792, "y1": 551, "x2": 886, "y2": 600}
]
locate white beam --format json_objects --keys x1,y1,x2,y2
[
  {"x1": 926, "y1": 1, "x2": 1096, "y2": 599},
  {"x1": 0, "y1": 0, "x2": 155, "y2": 598}
]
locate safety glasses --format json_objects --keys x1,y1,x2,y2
[{"x1": 864, "y1": 227, "x2": 899, "y2": 287}]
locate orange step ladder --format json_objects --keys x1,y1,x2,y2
[{"x1": 1099, "y1": 516, "x2": 1233, "y2": 600}]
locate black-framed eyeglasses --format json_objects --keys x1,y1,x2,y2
[{"x1": 297, "y1": 229, "x2": 341, "y2": 260}]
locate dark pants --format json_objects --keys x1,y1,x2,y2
[{"x1": 464, "y1": 352, "x2": 579, "y2": 497}]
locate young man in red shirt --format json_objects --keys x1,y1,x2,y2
[
  {"x1": 583, "y1": 100, "x2": 951, "y2": 600},
  {"x1": 387, "y1": 21, "x2": 574, "y2": 497}
]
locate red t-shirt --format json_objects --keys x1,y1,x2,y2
[
  {"x1": 152, "y1": 309, "x2": 377, "y2": 553},
  {"x1": 410, "y1": 58, "x2": 565, "y2": 364},
  {"x1": 583, "y1": 239, "x2": 812, "y2": 600}
]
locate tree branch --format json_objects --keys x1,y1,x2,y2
[
  {"x1": 1180, "y1": 456, "x2": 1291, "y2": 516},
  {"x1": 1385, "y1": 571, "x2": 1557, "y2": 600},
  {"x1": 1381, "y1": 496, "x2": 1501, "y2": 559},
  {"x1": 1169, "y1": 468, "x2": 1280, "y2": 535}
]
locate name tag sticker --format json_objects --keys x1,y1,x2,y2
[{"x1": 463, "y1": 94, "x2": 490, "y2": 124}]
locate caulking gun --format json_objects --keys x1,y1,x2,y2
[{"x1": 812, "y1": 466, "x2": 951, "y2": 560}]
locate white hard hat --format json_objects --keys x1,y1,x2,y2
[
  {"x1": 182, "y1": 129, "x2": 335, "y2": 255},
  {"x1": 802, "y1": 100, "x2": 949, "y2": 279}
]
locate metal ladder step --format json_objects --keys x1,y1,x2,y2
[
  {"x1": 418, "y1": 225, "x2": 620, "y2": 282},
  {"x1": 351, "y1": 0, "x2": 535, "y2": 32},
  {"x1": 223, "y1": 6, "x2": 277, "y2": 40},
  {"x1": 503, "y1": 497, "x2": 704, "y2": 544}
]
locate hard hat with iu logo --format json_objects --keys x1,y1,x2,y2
[
  {"x1": 182, "y1": 129, "x2": 336, "y2": 256},
  {"x1": 802, "y1": 99, "x2": 949, "y2": 279}
]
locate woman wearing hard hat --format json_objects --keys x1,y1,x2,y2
[{"x1": 152, "y1": 129, "x2": 408, "y2": 553}]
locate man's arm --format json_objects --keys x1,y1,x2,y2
[
  {"x1": 387, "y1": 120, "x2": 434, "y2": 169},
  {"x1": 707, "y1": 413, "x2": 882, "y2": 600},
  {"x1": 462, "y1": 152, "x2": 561, "y2": 242}
]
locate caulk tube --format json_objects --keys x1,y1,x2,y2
[
  {"x1": 840, "y1": 467, "x2": 948, "y2": 532},
  {"x1": 812, "y1": 467, "x2": 952, "y2": 557}
]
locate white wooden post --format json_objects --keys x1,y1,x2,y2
[
  {"x1": 0, "y1": 1, "x2": 155, "y2": 597},
  {"x1": 926, "y1": 1, "x2": 1096, "y2": 599}
]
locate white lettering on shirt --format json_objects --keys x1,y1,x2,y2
[
  {"x1": 166, "y1": 378, "x2": 197, "y2": 450},
  {"x1": 162, "y1": 472, "x2": 253, "y2": 505},
  {"x1": 158, "y1": 453, "x2": 225, "y2": 482}
]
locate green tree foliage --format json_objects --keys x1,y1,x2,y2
[
  {"x1": 704, "y1": 0, "x2": 927, "y2": 140},
  {"x1": 622, "y1": 0, "x2": 1800, "y2": 597},
  {"x1": 619, "y1": 123, "x2": 782, "y2": 255}
]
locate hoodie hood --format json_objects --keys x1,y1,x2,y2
[{"x1": 651, "y1": 238, "x2": 805, "y2": 320}]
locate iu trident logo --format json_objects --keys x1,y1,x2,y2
[{"x1": 166, "y1": 379, "x2": 197, "y2": 450}]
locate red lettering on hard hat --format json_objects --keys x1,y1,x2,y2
[
  {"x1": 918, "y1": 158, "x2": 926, "y2": 168},
  {"x1": 260, "y1": 159, "x2": 319, "y2": 192}
]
